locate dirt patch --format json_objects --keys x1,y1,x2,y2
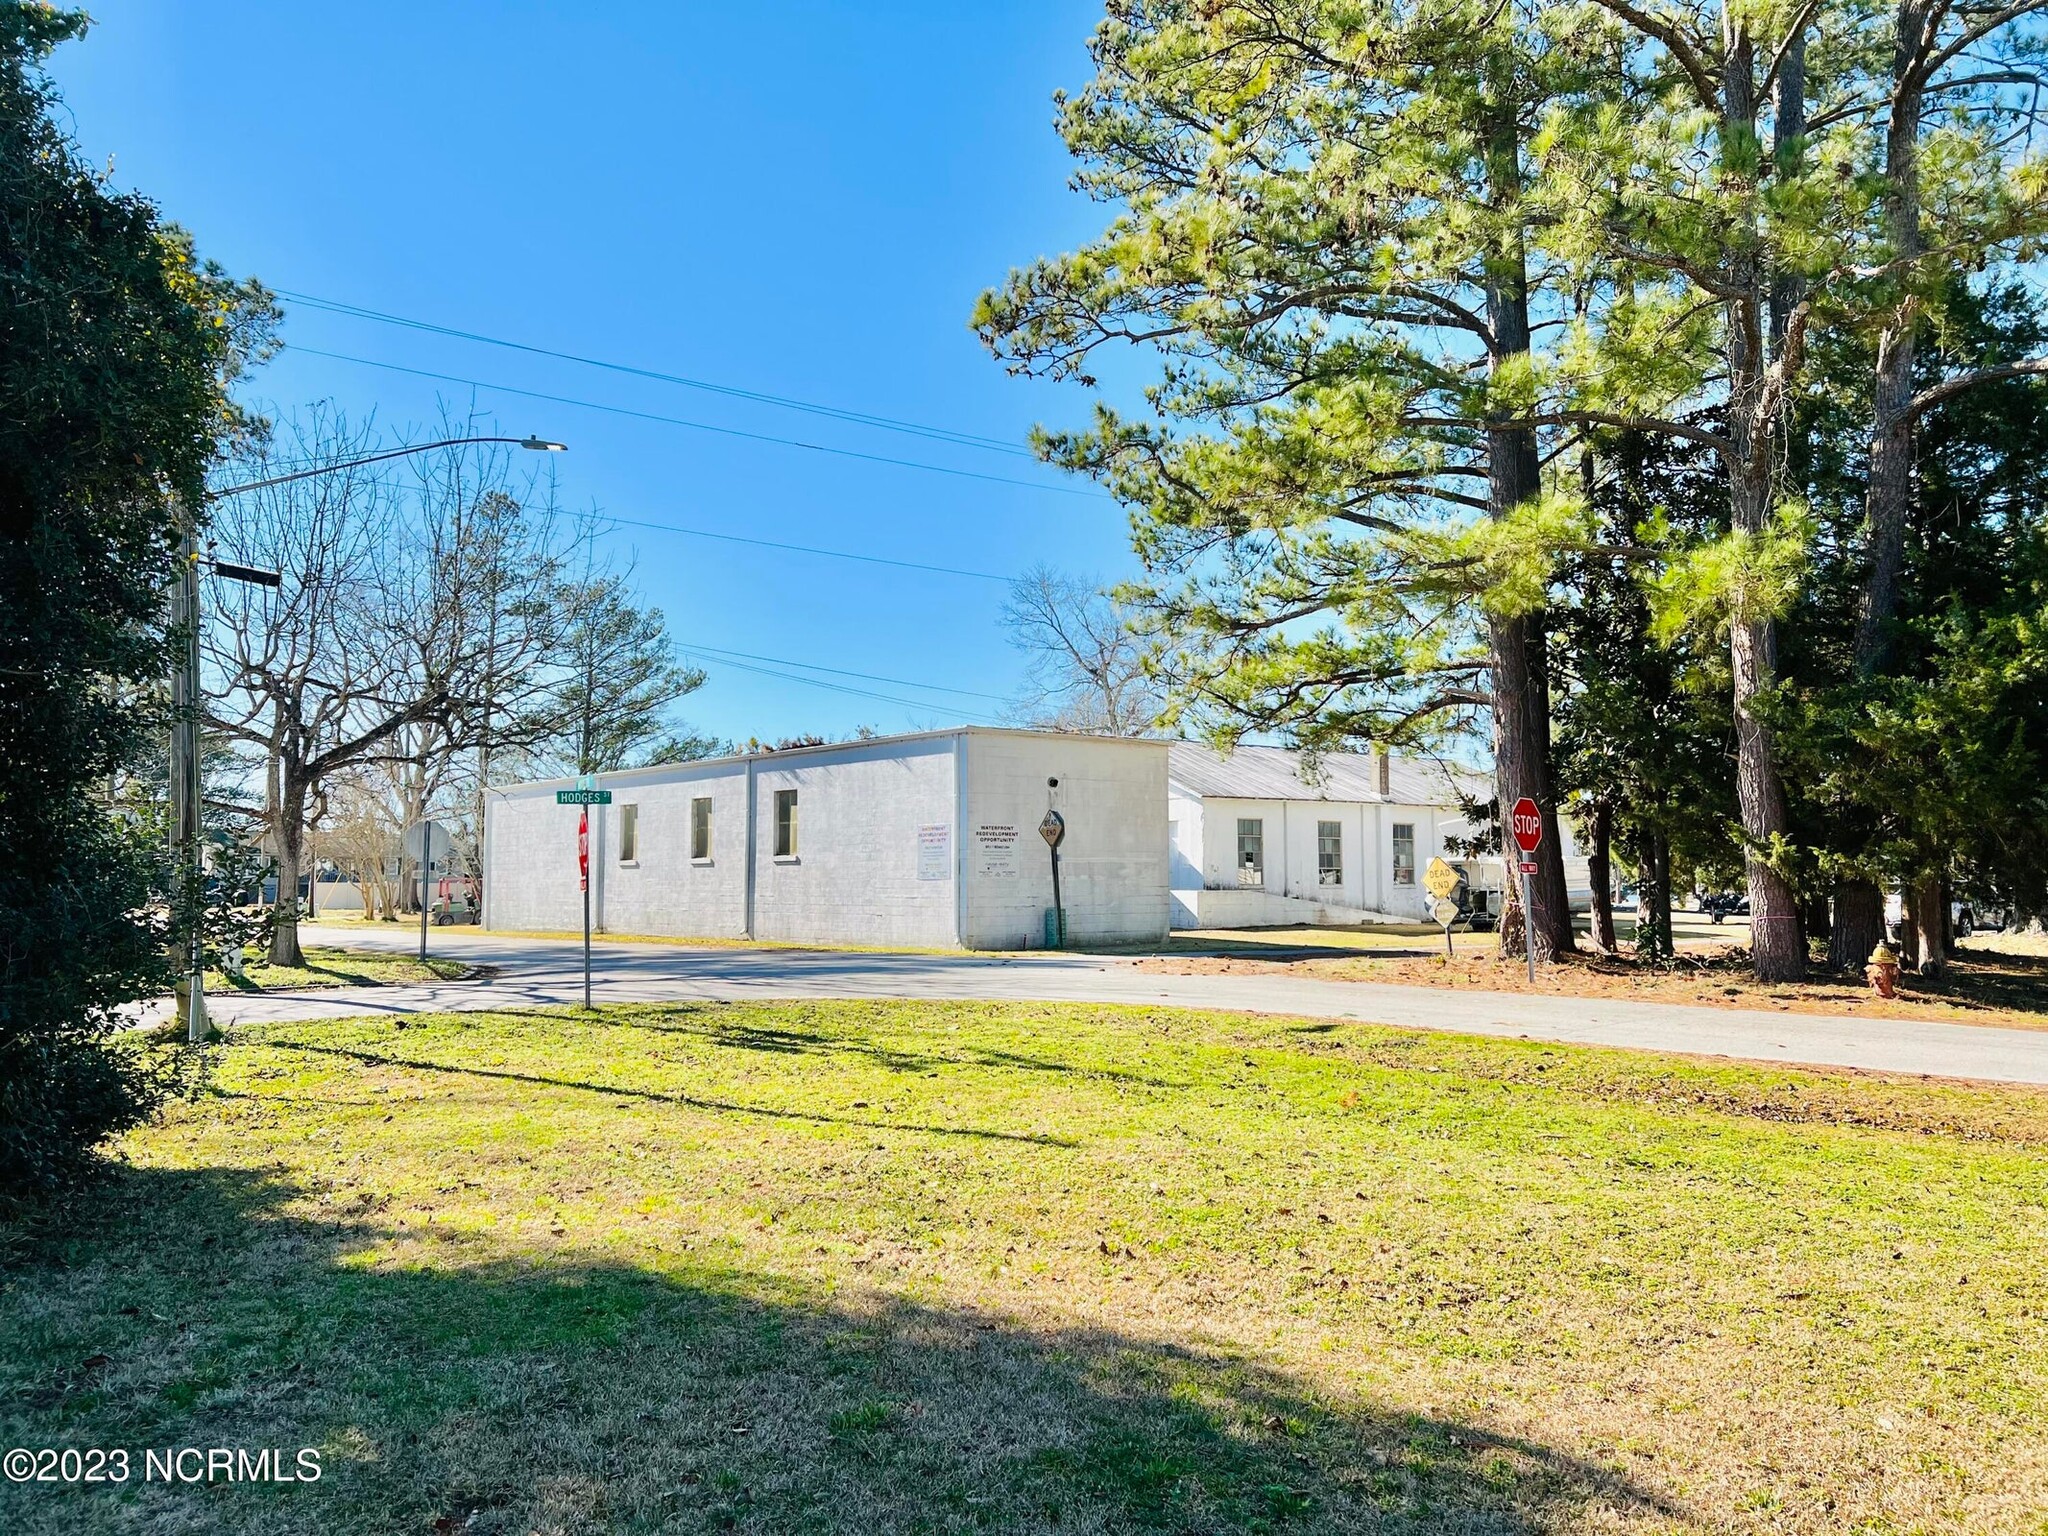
[{"x1": 1135, "y1": 941, "x2": 2048, "y2": 1030}]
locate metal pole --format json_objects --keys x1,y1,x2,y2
[
  {"x1": 582, "y1": 868, "x2": 592, "y2": 1008},
  {"x1": 418, "y1": 823, "x2": 431, "y2": 962},
  {"x1": 1521, "y1": 867, "x2": 1537, "y2": 984},
  {"x1": 171, "y1": 504, "x2": 208, "y2": 1044},
  {"x1": 1049, "y1": 846, "x2": 1064, "y2": 948}
]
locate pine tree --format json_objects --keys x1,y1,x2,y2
[{"x1": 977, "y1": 0, "x2": 1613, "y2": 957}]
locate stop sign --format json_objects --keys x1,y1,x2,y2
[{"x1": 1510, "y1": 796, "x2": 1543, "y2": 854}]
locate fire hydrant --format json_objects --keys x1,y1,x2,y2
[{"x1": 1866, "y1": 943, "x2": 1900, "y2": 998}]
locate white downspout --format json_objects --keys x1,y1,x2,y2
[
  {"x1": 743, "y1": 755, "x2": 758, "y2": 939},
  {"x1": 953, "y1": 731, "x2": 969, "y2": 947}
]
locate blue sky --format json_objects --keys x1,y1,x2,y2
[{"x1": 55, "y1": 1, "x2": 1134, "y2": 746}]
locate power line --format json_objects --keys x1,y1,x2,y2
[
  {"x1": 588, "y1": 509, "x2": 1012, "y2": 583},
  {"x1": 278, "y1": 288, "x2": 1033, "y2": 458},
  {"x1": 677, "y1": 640, "x2": 1009, "y2": 701},
  {"x1": 285, "y1": 347, "x2": 1105, "y2": 499},
  {"x1": 679, "y1": 646, "x2": 998, "y2": 720}
]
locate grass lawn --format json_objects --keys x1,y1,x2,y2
[
  {"x1": 5, "y1": 1001, "x2": 2047, "y2": 1534},
  {"x1": 197, "y1": 946, "x2": 474, "y2": 994}
]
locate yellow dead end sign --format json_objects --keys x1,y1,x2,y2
[{"x1": 1424, "y1": 857, "x2": 1464, "y2": 957}]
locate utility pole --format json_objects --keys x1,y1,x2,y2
[{"x1": 170, "y1": 503, "x2": 208, "y2": 1043}]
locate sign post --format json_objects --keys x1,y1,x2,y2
[
  {"x1": 402, "y1": 819, "x2": 448, "y2": 963},
  {"x1": 1424, "y1": 856, "x2": 1463, "y2": 958},
  {"x1": 1509, "y1": 796, "x2": 1543, "y2": 984},
  {"x1": 556, "y1": 781, "x2": 612, "y2": 1007},
  {"x1": 1039, "y1": 777, "x2": 1066, "y2": 949}
]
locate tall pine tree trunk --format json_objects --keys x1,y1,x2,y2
[
  {"x1": 1856, "y1": 2, "x2": 1927, "y2": 676},
  {"x1": 1801, "y1": 889, "x2": 1830, "y2": 943},
  {"x1": 1825, "y1": 8, "x2": 1927, "y2": 967},
  {"x1": 1483, "y1": 97, "x2": 1574, "y2": 961},
  {"x1": 1722, "y1": 30, "x2": 1805, "y2": 982},
  {"x1": 1633, "y1": 825, "x2": 1672, "y2": 961},
  {"x1": 1829, "y1": 880, "x2": 1886, "y2": 971},
  {"x1": 1913, "y1": 869, "x2": 1946, "y2": 975},
  {"x1": 1585, "y1": 800, "x2": 1617, "y2": 954}
]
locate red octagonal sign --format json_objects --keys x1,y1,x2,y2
[{"x1": 1510, "y1": 796, "x2": 1543, "y2": 854}]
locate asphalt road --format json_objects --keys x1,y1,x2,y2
[{"x1": 157, "y1": 922, "x2": 2048, "y2": 1087}]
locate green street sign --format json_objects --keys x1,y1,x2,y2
[{"x1": 556, "y1": 789, "x2": 612, "y2": 805}]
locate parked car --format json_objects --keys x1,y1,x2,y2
[
  {"x1": 1699, "y1": 892, "x2": 1748, "y2": 924},
  {"x1": 1458, "y1": 888, "x2": 1500, "y2": 933}
]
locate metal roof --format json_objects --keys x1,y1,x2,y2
[
  {"x1": 1167, "y1": 741, "x2": 1489, "y2": 807},
  {"x1": 488, "y1": 725, "x2": 1162, "y2": 796}
]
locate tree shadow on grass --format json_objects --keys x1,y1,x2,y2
[
  {"x1": 574, "y1": 1002, "x2": 1195, "y2": 1091},
  {"x1": 1902, "y1": 949, "x2": 2048, "y2": 1017},
  {"x1": 2, "y1": 1168, "x2": 1689, "y2": 1536},
  {"x1": 262, "y1": 1036, "x2": 1076, "y2": 1148}
]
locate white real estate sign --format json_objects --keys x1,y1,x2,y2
[
  {"x1": 973, "y1": 824, "x2": 1020, "y2": 878},
  {"x1": 917, "y1": 824, "x2": 951, "y2": 881}
]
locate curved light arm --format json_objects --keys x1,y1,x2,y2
[{"x1": 206, "y1": 434, "x2": 566, "y2": 502}]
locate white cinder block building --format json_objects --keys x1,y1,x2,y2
[
  {"x1": 483, "y1": 728, "x2": 1170, "y2": 950},
  {"x1": 1167, "y1": 742, "x2": 1586, "y2": 928}
]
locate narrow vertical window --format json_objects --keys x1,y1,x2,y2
[
  {"x1": 1392, "y1": 823, "x2": 1416, "y2": 885},
  {"x1": 1317, "y1": 820, "x2": 1342, "y2": 886},
  {"x1": 1236, "y1": 818, "x2": 1264, "y2": 887},
  {"x1": 690, "y1": 796, "x2": 712, "y2": 861},
  {"x1": 618, "y1": 804, "x2": 639, "y2": 863},
  {"x1": 774, "y1": 789, "x2": 799, "y2": 857}
]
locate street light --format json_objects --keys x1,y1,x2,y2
[{"x1": 172, "y1": 433, "x2": 566, "y2": 1041}]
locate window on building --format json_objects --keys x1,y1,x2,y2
[
  {"x1": 690, "y1": 797, "x2": 712, "y2": 861},
  {"x1": 774, "y1": 789, "x2": 799, "y2": 858},
  {"x1": 1236, "y1": 818, "x2": 1264, "y2": 887},
  {"x1": 618, "y1": 804, "x2": 639, "y2": 863},
  {"x1": 1392, "y1": 822, "x2": 1416, "y2": 885},
  {"x1": 1318, "y1": 820, "x2": 1343, "y2": 886}
]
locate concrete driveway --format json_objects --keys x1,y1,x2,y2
[{"x1": 162, "y1": 921, "x2": 2048, "y2": 1087}]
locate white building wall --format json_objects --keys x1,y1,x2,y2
[
  {"x1": 486, "y1": 728, "x2": 1169, "y2": 950},
  {"x1": 1166, "y1": 790, "x2": 1486, "y2": 925},
  {"x1": 484, "y1": 759, "x2": 754, "y2": 938},
  {"x1": 1375, "y1": 803, "x2": 1445, "y2": 920},
  {"x1": 961, "y1": 733, "x2": 1169, "y2": 949},
  {"x1": 750, "y1": 737, "x2": 960, "y2": 948},
  {"x1": 483, "y1": 786, "x2": 590, "y2": 933},
  {"x1": 1197, "y1": 797, "x2": 1275, "y2": 894},
  {"x1": 1167, "y1": 790, "x2": 1205, "y2": 887},
  {"x1": 1278, "y1": 800, "x2": 1372, "y2": 907},
  {"x1": 595, "y1": 761, "x2": 750, "y2": 938}
]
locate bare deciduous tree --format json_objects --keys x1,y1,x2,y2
[
  {"x1": 321, "y1": 771, "x2": 404, "y2": 921},
  {"x1": 1001, "y1": 566, "x2": 1163, "y2": 736},
  {"x1": 205, "y1": 408, "x2": 571, "y2": 965}
]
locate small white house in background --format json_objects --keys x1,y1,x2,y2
[
  {"x1": 483, "y1": 728, "x2": 1170, "y2": 950},
  {"x1": 1167, "y1": 741, "x2": 1588, "y2": 929}
]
